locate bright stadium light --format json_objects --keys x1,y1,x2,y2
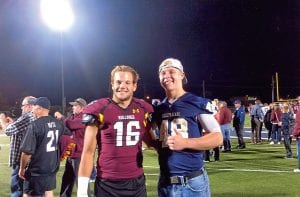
[
  {"x1": 40, "y1": 0, "x2": 75, "y2": 114},
  {"x1": 40, "y1": 0, "x2": 74, "y2": 32}
]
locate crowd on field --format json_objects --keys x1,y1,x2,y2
[{"x1": 204, "y1": 98, "x2": 300, "y2": 171}]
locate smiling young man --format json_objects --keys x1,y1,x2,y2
[
  {"x1": 77, "y1": 65, "x2": 153, "y2": 197},
  {"x1": 152, "y1": 58, "x2": 223, "y2": 197}
]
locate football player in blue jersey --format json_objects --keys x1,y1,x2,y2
[{"x1": 152, "y1": 58, "x2": 223, "y2": 197}]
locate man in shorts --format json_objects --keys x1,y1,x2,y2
[{"x1": 19, "y1": 97, "x2": 68, "y2": 197}]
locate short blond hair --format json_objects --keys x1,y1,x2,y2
[{"x1": 110, "y1": 65, "x2": 140, "y2": 84}]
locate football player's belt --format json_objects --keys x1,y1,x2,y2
[{"x1": 169, "y1": 169, "x2": 204, "y2": 185}]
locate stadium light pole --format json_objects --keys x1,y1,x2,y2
[{"x1": 40, "y1": 0, "x2": 74, "y2": 115}]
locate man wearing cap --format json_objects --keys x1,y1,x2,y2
[
  {"x1": 233, "y1": 100, "x2": 246, "y2": 149},
  {"x1": 56, "y1": 98, "x2": 89, "y2": 197},
  {"x1": 18, "y1": 97, "x2": 67, "y2": 197},
  {"x1": 0, "y1": 96, "x2": 35, "y2": 197},
  {"x1": 152, "y1": 58, "x2": 223, "y2": 197}
]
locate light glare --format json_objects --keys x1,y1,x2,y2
[{"x1": 40, "y1": 0, "x2": 74, "y2": 32}]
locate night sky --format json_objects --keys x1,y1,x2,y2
[{"x1": 0, "y1": 0, "x2": 299, "y2": 108}]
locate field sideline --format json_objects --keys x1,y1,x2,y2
[{"x1": 1, "y1": 135, "x2": 300, "y2": 197}]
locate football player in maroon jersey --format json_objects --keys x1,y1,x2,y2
[{"x1": 78, "y1": 65, "x2": 154, "y2": 197}]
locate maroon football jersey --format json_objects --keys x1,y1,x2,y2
[{"x1": 83, "y1": 97, "x2": 153, "y2": 180}]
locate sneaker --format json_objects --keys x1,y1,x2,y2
[
  {"x1": 237, "y1": 145, "x2": 246, "y2": 149},
  {"x1": 294, "y1": 169, "x2": 300, "y2": 172},
  {"x1": 269, "y1": 141, "x2": 274, "y2": 145}
]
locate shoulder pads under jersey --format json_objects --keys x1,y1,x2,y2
[{"x1": 82, "y1": 114, "x2": 97, "y2": 125}]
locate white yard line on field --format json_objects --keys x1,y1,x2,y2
[
  {"x1": 207, "y1": 168, "x2": 291, "y2": 173},
  {"x1": 144, "y1": 173, "x2": 159, "y2": 176},
  {"x1": 144, "y1": 165, "x2": 159, "y2": 169}
]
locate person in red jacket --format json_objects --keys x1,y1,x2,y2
[
  {"x1": 55, "y1": 98, "x2": 88, "y2": 197},
  {"x1": 216, "y1": 101, "x2": 233, "y2": 152},
  {"x1": 293, "y1": 110, "x2": 300, "y2": 172},
  {"x1": 270, "y1": 103, "x2": 282, "y2": 144}
]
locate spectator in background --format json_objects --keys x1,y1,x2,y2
[
  {"x1": 248, "y1": 103, "x2": 256, "y2": 143},
  {"x1": 260, "y1": 103, "x2": 270, "y2": 141},
  {"x1": 211, "y1": 99, "x2": 219, "y2": 114},
  {"x1": 203, "y1": 99, "x2": 220, "y2": 162},
  {"x1": 264, "y1": 104, "x2": 274, "y2": 141},
  {"x1": 291, "y1": 100, "x2": 300, "y2": 115},
  {"x1": 292, "y1": 110, "x2": 300, "y2": 172},
  {"x1": 217, "y1": 101, "x2": 232, "y2": 152},
  {"x1": 0, "y1": 112, "x2": 15, "y2": 129},
  {"x1": 19, "y1": 97, "x2": 68, "y2": 197},
  {"x1": 270, "y1": 103, "x2": 282, "y2": 145},
  {"x1": 261, "y1": 103, "x2": 270, "y2": 117},
  {"x1": 233, "y1": 100, "x2": 246, "y2": 149},
  {"x1": 0, "y1": 112, "x2": 15, "y2": 151},
  {"x1": 55, "y1": 98, "x2": 88, "y2": 197},
  {"x1": 251, "y1": 99, "x2": 264, "y2": 144},
  {"x1": 204, "y1": 98, "x2": 220, "y2": 162},
  {"x1": 204, "y1": 130, "x2": 220, "y2": 162},
  {"x1": 281, "y1": 104, "x2": 294, "y2": 158},
  {"x1": 0, "y1": 96, "x2": 36, "y2": 197}
]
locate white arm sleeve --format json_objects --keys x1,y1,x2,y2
[
  {"x1": 197, "y1": 114, "x2": 221, "y2": 132},
  {"x1": 77, "y1": 177, "x2": 89, "y2": 197}
]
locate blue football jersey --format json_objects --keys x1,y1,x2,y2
[{"x1": 153, "y1": 92, "x2": 212, "y2": 176}]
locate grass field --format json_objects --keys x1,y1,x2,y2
[{"x1": 1, "y1": 134, "x2": 300, "y2": 197}]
